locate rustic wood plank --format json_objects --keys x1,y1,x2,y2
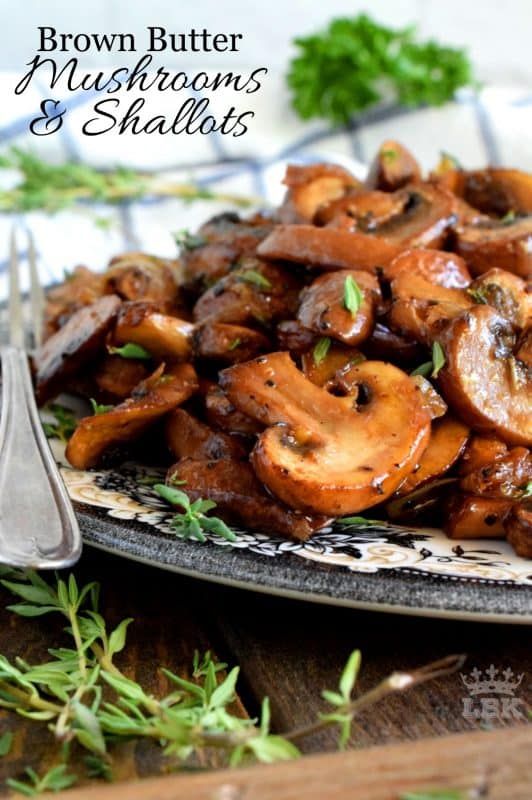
[
  {"x1": 210, "y1": 585, "x2": 532, "y2": 752},
  {"x1": 58, "y1": 725, "x2": 532, "y2": 800}
]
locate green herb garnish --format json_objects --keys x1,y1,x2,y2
[
  {"x1": 287, "y1": 14, "x2": 475, "y2": 124},
  {"x1": 108, "y1": 342, "x2": 152, "y2": 360},
  {"x1": 343, "y1": 275, "x2": 363, "y2": 317},
  {"x1": 340, "y1": 516, "x2": 385, "y2": 527},
  {"x1": 466, "y1": 286, "x2": 489, "y2": 304},
  {"x1": 238, "y1": 269, "x2": 272, "y2": 290},
  {"x1": 399, "y1": 791, "x2": 467, "y2": 800},
  {"x1": 174, "y1": 229, "x2": 207, "y2": 251},
  {"x1": 500, "y1": 210, "x2": 516, "y2": 225},
  {"x1": 411, "y1": 342, "x2": 446, "y2": 379},
  {"x1": 521, "y1": 481, "x2": 532, "y2": 499},
  {"x1": 0, "y1": 567, "x2": 463, "y2": 784},
  {"x1": 228, "y1": 338, "x2": 242, "y2": 351},
  {"x1": 154, "y1": 484, "x2": 237, "y2": 543},
  {"x1": 90, "y1": 399, "x2": 114, "y2": 416},
  {"x1": 42, "y1": 404, "x2": 77, "y2": 444},
  {"x1": 0, "y1": 147, "x2": 254, "y2": 215},
  {"x1": 313, "y1": 336, "x2": 331, "y2": 366}
]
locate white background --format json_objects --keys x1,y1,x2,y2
[{"x1": 2, "y1": 0, "x2": 531, "y2": 86}]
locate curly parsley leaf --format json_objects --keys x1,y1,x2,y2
[{"x1": 287, "y1": 14, "x2": 475, "y2": 125}]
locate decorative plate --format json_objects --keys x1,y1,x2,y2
[{"x1": 50, "y1": 442, "x2": 532, "y2": 624}]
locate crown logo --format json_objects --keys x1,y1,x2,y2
[{"x1": 460, "y1": 665, "x2": 524, "y2": 697}]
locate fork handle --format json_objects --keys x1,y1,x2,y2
[{"x1": 0, "y1": 345, "x2": 81, "y2": 568}]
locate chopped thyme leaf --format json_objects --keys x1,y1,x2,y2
[
  {"x1": 107, "y1": 342, "x2": 152, "y2": 360},
  {"x1": 237, "y1": 269, "x2": 272, "y2": 290},
  {"x1": 228, "y1": 338, "x2": 242, "y2": 351},
  {"x1": 431, "y1": 342, "x2": 446, "y2": 378},
  {"x1": 174, "y1": 228, "x2": 207, "y2": 251},
  {"x1": 466, "y1": 286, "x2": 489, "y2": 304},
  {"x1": 42, "y1": 404, "x2": 77, "y2": 444},
  {"x1": 90, "y1": 399, "x2": 114, "y2": 416},
  {"x1": 343, "y1": 275, "x2": 363, "y2": 317},
  {"x1": 313, "y1": 336, "x2": 331, "y2": 366},
  {"x1": 410, "y1": 361, "x2": 433, "y2": 378}
]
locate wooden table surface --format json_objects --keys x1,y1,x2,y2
[{"x1": 0, "y1": 546, "x2": 530, "y2": 795}]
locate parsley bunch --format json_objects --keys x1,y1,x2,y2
[{"x1": 287, "y1": 14, "x2": 475, "y2": 125}]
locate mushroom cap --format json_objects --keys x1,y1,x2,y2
[
  {"x1": 221, "y1": 353, "x2": 431, "y2": 516},
  {"x1": 439, "y1": 305, "x2": 532, "y2": 446}
]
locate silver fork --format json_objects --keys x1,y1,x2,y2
[{"x1": 0, "y1": 227, "x2": 81, "y2": 568}]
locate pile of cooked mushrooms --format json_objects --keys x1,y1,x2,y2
[{"x1": 35, "y1": 141, "x2": 532, "y2": 557}]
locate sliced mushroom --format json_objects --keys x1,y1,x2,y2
[
  {"x1": 204, "y1": 384, "x2": 262, "y2": 437},
  {"x1": 460, "y1": 447, "x2": 532, "y2": 500},
  {"x1": 516, "y1": 328, "x2": 532, "y2": 367},
  {"x1": 65, "y1": 363, "x2": 198, "y2": 469},
  {"x1": 193, "y1": 260, "x2": 301, "y2": 326},
  {"x1": 93, "y1": 355, "x2": 149, "y2": 401},
  {"x1": 467, "y1": 269, "x2": 531, "y2": 330},
  {"x1": 113, "y1": 302, "x2": 193, "y2": 360},
  {"x1": 276, "y1": 320, "x2": 316, "y2": 354},
  {"x1": 279, "y1": 162, "x2": 361, "y2": 223},
  {"x1": 365, "y1": 141, "x2": 421, "y2": 192},
  {"x1": 105, "y1": 252, "x2": 180, "y2": 308},
  {"x1": 461, "y1": 168, "x2": 532, "y2": 217},
  {"x1": 438, "y1": 306, "x2": 532, "y2": 446},
  {"x1": 314, "y1": 189, "x2": 408, "y2": 228},
  {"x1": 374, "y1": 185, "x2": 456, "y2": 249},
  {"x1": 444, "y1": 494, "x2": 512, "y2": 539},
  {"x1": 454, "y1": 217, "x2": 532, "y2": 278},
  {"x1": 363, "y1": 323, "x2": 423, "y2": 365},
  {"x1": 257, "y1": 224, "x2": 401, "y2": 272},
  {"x1": 180, "y1": 213, "x2": 274, "y2": 289},
  {"x1": 43, "y1": 265, "x2": 107, "y2": 340},
  {"x1": 298, "y1": 271, "x2": 380, "y2": 346},
  {"x1": 165, "y1": 408, "x2": 246, "y2": 461},
  {"x1": 409, "y1": 376, "x2": 448, "y2": 421},
  {"x1": 388, "y1": 272, "x2": 471, "y2": 345},
  {"x1": 35, "y1": 294, "x2": 121, "y2": 405},
  {"x1": 220, "y1": 353, "x2": 431, "y2": 515},
  {"x1": 504, "y1": 504, "x2": 532, "y2": 557},
  {"x1": 166, "y1": 458, "x2": 330, "y2": 541},
  {"x1": 383, "y1": 248, "x2": 471, "y2": 289},
  {"x1": 458, "y1": 435, "x2": 509, "y2": 476},
  {"x1": 396, "y1": 417, "x2": 469, "y2": 496},
  {"x1": 193, "y1": 322, "x2": 270, "y2": 364}
]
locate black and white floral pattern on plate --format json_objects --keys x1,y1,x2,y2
[{"x1": 58, "y1": 458, "x2": 532, "y2": 587}]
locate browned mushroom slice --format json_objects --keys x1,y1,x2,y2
[
  {"x1": 257, "y1": 225, "x2": 401, "y2": 272},
  {"x1": 365, "y1": 141, "x2": 421, "y2": 192},
  {"x1": 516, "y1": 328, "x2": 532, "y2": 367},
  {"x1": 301, "y1": 343, "x2": 364, "y2": 390},
  {"x1": 395, "y1": 417, "x2": 469, "y2": 496},
  {"x1": 193, "y1": 260, "x2": 301, "y2": 326},
  {"x1": 444, "y1": 494, "x2": 512, "y2": 539},
  {"x1": 166, "y1": 458, "x2": 330, "y2": 541},
  {"x1": 438, "y1": 306, "x2": 532, "y2": 446},
  {"x1": 279, "y1": 162, "x2": 361, "y2": 223},
  {"x1": 409, "y1": 376, "x2": 448, "y2": 421},
  {"x1": 388, "y1": 273, "x2": 472, "y2": 345},
  {"x1": 298, "y1": 271, "x2": 380, "y2": 346},
  {"x1": 276, "y1": 320, "x2": 316, "y2": 354},
  {"x1": 376, "y1": 185, "x2": 456, "y2": 249},
  {"x1": 165, "y1": 409, "x2": 246, "y2": 461},
  {"x1": 220, "y1": 353, "x2": 431, "y2": 516},
  {"x1": 204, "y1": 384, "x2": 262, "y2": 437},
  {"x1": 467, "y1": 269, "x2": 531, "y2": 330},
  {"x1": 43, "y1": 265, "x2": 107, "y2": 339},
  {"x1": 363, "y1": 323, "x2": 423, "y2": 365},
  {"x1": 461, "y1": 168, "x2": 532, "y2": 217},
  {"x1": 35, "y1": 294, "x2": 122, "y2": 405},
  {"x1": 383, "y1": 248, "x2": 471, "y2": 289},
  {"x1": 113, "y1": 302, "x2": 193, "y2": 360},
  {"x1": 193, "y1": 323, "x2": 270, "y2": 364},
  {"x1": 104, "y1": 252, "x2": 180, "y2": 308},
  {"x1": 454, "y1": 217, "x2": 532, "y2": 278},
  {"x1": 460, "y1": 447, "x2": 532, "y2": 500},
  {"x1": 65, "y1": 363, "x2": 198, "y2": 469},
  {"x1": 458, "y1": 435, "x2": 509, "y2": 476},
  {"x1": 94, "y1": 355, "x2": 149, "y2": 401},
  {"x1": 180, "y1": 213, "x2": 274, "y2": 289},
  {"x1": 314, "y1": 189, "x2": 408, "y2": 227},
  {"x1": 504, "y1": 504, "x2": 532, "y2": 557}
]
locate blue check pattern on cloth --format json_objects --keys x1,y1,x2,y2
[{"x1": 0, "y1": 69, "x2": 531, "y2": 297}]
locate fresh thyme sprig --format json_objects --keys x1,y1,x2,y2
[
  {"x1": 42, "y1": 404, "x2": 78, "y2": 444},
  {"x1": 0, "y1": 568, "x2": 465, "y2": 790},
  {"x1": 0, "y1": 148, "x2": 255, "y2": 215},
  {"x1": 154, "y1": 484, "x2": 237, "y2": 542}
]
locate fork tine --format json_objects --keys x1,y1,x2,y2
[
  {"x1": 8, "y1": 227, "x2": 24, "y2": 349},
  {"x1": 27, "y1": 230, "x2": 44, "y2": 350}
]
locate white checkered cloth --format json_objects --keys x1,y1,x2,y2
[{"x1": 1, "y1": 69, "x2": 531, "y2": 297}]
